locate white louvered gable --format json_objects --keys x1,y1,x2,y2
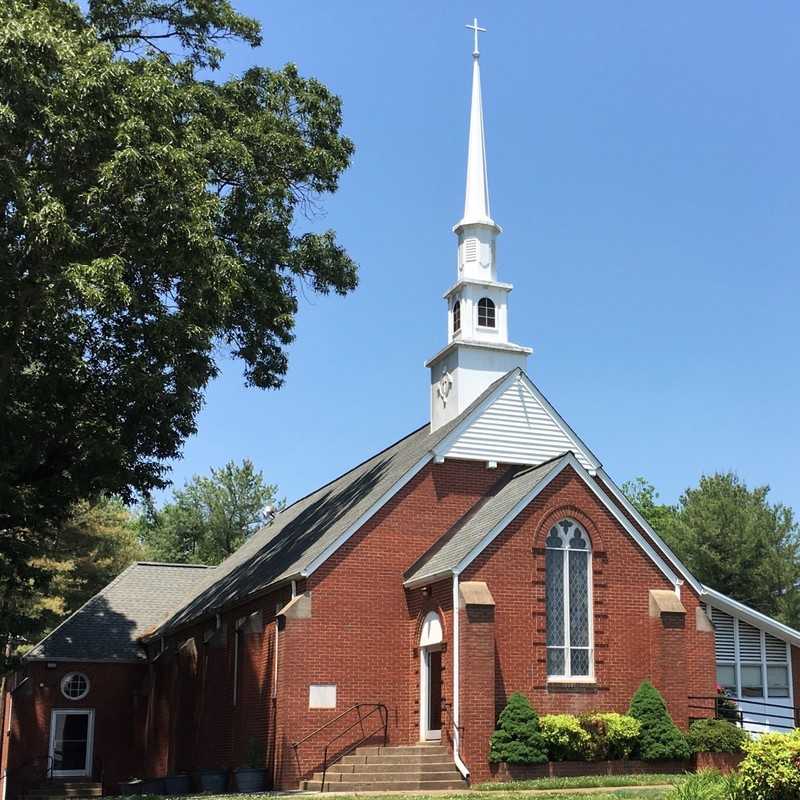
[
  {"x1": 711, "y1": 608, "x2": 736, "y2": 661},
  {"x1": 739, "y1": 621, "x2": 763, "y2": 662},
  {"x1": 766, "y1": 633, "x2": 789, "y2": 664},
  {"x1": 441, "y1": 377, "x2": 597, "y2": 469}
]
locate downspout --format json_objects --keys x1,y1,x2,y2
[{"x1": 452, "y1": 573, "x2": 469, "y2": 780}]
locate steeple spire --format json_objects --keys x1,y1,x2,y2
[
  {"x1": 426, "y1": 18, "x2": 531, "y2": 432},
  {"x1": 459, "y1": 18, "x2": 496, "y2": 230}
]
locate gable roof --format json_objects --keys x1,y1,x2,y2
[
  {"x1": 153, "y1": 374, "x2": 515, "y2": 636},
  {"x1": 25, "y1": 563, "x2": 211, "y2": 662},
  {"x1": 404, "y1": 455, "x2": 569, "y2": 585},
  {"x1": 432, "y1": 370, "x2": 601, "y2": 471},
  {"x1": 405, "y1": 452, "x2": 684, "y2": 589},
  {"x1": 149, "y1": 367, "x2": 693, "y2": 637},
  {"x1": 702, "y1": 585, "x2": 800, "y2": 649}
]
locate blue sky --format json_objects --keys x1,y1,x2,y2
[{"x1": 161, "y1": 1, "x2": 800, "y2": 514}]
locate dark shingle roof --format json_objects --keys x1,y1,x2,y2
[
  {"x1": 25, "y1": 563, "x2": 211, "y2": 662},
  {"x1": 156, "y1": 370, "x2": 521, "y2": 635},
  {"x1": 404, "y1": 454, "x2": 570, "y2": 584}
]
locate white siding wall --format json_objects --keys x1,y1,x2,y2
[
  {"x1": 710, "y1": 606, "x2": 795, "y2": 734},
  {"x1": 444, "y1": 380, "x2": 596, "y2": 468}
]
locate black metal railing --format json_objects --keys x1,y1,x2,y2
[
  {"x1": 291, "y1": 703, "x2": 388, "y2": 792},
  {"x1": 689, "y1": 694, "x2": 800, "y2": 732}
]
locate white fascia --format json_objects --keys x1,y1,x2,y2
[
  {"x1": 431, "y1": 370, "x2": 601, "y2": 470},
  {"x1": 702, "y1": 585, "x2": 800, "y2": 649},
  {"x1": 596, "y1": 467, "x2": 703, "y2": 596},
  {"x1": 301, "y1": 453, "x2": 433, "y2": 578}
]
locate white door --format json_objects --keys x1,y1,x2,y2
[
  {"x1": 420, "y1": 647, "x2": 443, "y2": 740},
  {"x1": 49, "y1": 710, "x2": 94, "y2": 778},
  {"x1": 418, "y1": 611, "x2": 444, "y2": 742}
]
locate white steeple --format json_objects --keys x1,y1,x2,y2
[{"x1": 426, "y1": 19, "x2": 531, "y2": 432}]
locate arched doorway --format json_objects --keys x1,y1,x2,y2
[{"x1": 419, "y1": 611, "x2": 443, "y2": 741}]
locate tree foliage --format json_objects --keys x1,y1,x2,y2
[
  {"x1": 628, "y1": 681, "x2": 691, "y2": 761},
  {"x1": 489, "y1": 692, "x2": 548, "y2": 764},
  {"x1": 623, "y1": 473, "x2": 800, "y2": 626},
  {"x1": 0, "y1": 0, "x2": 355, "y2": 665},
  {"x1": 19, "y1": 497, "x2": 145, "y2": 654},
  {"x1": 141, "y1": 459, "x2": 279, "y2": 565}
]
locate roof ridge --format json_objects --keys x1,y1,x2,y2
[{"x1": 134, "y1": 561, "x2": 213, "y2": 569}]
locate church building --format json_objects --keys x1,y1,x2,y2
[{"x1": 3, "y1": 21, "x2": 799, "y2": 799}]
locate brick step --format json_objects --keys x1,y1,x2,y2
[
  {"x1": 313, "y1": 770, "x2": 461, "y2": 783},
  {"x1": 355, "y1": 744, "x2": 448, "y2": 756},
  {"x1": 341, "y1": 752, "x2": 453, "y2": 765},
  {"x1": 330, "y1": 761, "x2": 455, "y2": 774},
  {"x1": 302, "y1": 779, "x2": 466, "y2": 792}
]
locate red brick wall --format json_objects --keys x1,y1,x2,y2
[
  {"x1": 3, "y1": 458, "x2": 719, "y2": 793},
  {"x1": 459, "y1": 465, "x2": 716, "y2": 778},
  {"x1": 274, "y1": 459, "x2": 503, "y2": 785},
  {"x1": 4, "y1": 661, "x2": 146, "y2": 798}
]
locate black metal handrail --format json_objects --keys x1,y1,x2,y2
[
  {"x1": 291, "y1": 703, "x2": 388, "y2": 792},
  {"x1": 689, "y1": 694, "x2": 800, "y2": 732}
]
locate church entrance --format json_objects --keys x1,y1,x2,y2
[{"x1": 419, "y1": 612, "x2": 443, "y2": 741}]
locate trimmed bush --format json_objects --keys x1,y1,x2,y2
[
  {"x1": 628, "y1": 681, "x2": 691, "y2": 761},
  {"x1": 539, "y1": 714, "x2": 591, "y2": 761},
  {"x1": 687, "y1": 718, "x2": 748, "y2": 754},
  {"x1": 489, "y1": 692, "x2": 548, "y2": 764},
  {"x1": 737, "y1": 729, "x2": 800, "y2": 800},
  {"x1": 580, "y1": 712, "x2": 641, "y2": 761}
]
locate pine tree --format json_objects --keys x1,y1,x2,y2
[
  {"x1": 628, "y1": 681, "x2": 691, "y2": 761},
  {"x1": 489, "y1": 692, "x2": 548, "y2": 764}
]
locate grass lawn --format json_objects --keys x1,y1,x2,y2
[{"x1": 476, "y1": 774, "x2": 685, "y2": 791}]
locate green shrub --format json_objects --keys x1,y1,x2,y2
[
  {"x1": 687, "y1": 718, "x2": 748, "y2": 754},
  {"x1": 489, "y1": 692, "x2": 548, "y2": 764},
  {"x1": 628, "y1": 681, "x2": 691, "y2": 761},
  {"x1": 539, "y1": 714, "x2": 591, "y2": 761},
  {"x1": 665, "y1": 770, "x2": 729, "y2": 800},
  {"x1": 737, "y1": 729, "x2": 800, "y2": 800},
  {"x1": 580, "y1": 712, "x2": 641, "y2": 760}
]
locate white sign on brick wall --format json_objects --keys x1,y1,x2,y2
[{"x1": 309, "y1": 684, "x2": 336, "y2": 709}]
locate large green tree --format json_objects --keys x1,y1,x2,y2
[
  {"x1": 623, "y1": 473, "x2": 800, "y2": 626},
  {"x1": 0, "y1": 0, "x2": 356, "y2": 666},
  {"x1": 141, "y1": 459, "x2": 279, "y2": 565}
]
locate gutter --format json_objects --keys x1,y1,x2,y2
[{"x1": 451, "y1": 574, "x2": 469, "y2": 781}]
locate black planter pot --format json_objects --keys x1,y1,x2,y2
[
  {"x1": 196, "y1": 768, "x2": 228, "y2": 793},
  {"x1": 118, "y1": 779, "x2": 143, "y2": 795},
  {"x1": 164, "y1": 774, "x2": 193, "y2": 795},
  {"x1": 234, "y1": 767, "x2": 268, "y2": 793}
]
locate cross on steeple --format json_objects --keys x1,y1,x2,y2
[{"x1": 465, "y1": 17, "x2": 486, "y2": 57}]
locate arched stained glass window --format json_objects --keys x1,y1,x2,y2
[
  {"x1": 477, "y1": 297, "x2": 495, "y2": 328},
  {"x1": 453, "y1": 300, "x2": 461, "y2": 334},
  {"x1": 545, "y1": 519, "x2": 593, "y2": 679}
]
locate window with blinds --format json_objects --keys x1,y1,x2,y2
[{"x1": 710, "y1": 607, "x2": 790, "y2": 700}]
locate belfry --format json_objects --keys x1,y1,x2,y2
[{"x1": 426, "y1": 18, "x2": 531, "y2": 431}]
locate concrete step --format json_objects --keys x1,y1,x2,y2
[
  {"x1": 330, "y1": 761, "x2": 456, "y2": 774},
  {"x1": 302, "y1": 778, "x2": 466, "y2": 792},
  {"x1": 355, "y1": 744, "x2": 448, "y2": 756},
  {"x1": 313, "y1": 770, "x2": 461, "y2": 783},
  {"x1": 341, "y1": 752, "x2": 453, "y2": 765}
]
